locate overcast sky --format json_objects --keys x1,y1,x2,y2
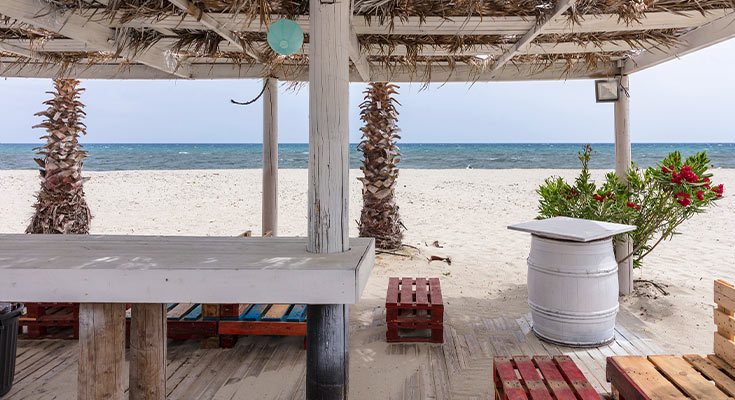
[{"x1": 1, "y1": 38, "x2": 734, "y2": 144}]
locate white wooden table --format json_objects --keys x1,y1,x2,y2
[{"x1": 0, "y1": 234, "x2": 375, "y2": 399}]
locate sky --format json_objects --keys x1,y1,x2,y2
[{"x1": 1, "y1": 38, "x2": 734, "y2": 144}]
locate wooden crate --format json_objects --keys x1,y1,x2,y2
[
  {"x1": 607, "y1": 355, "x2": 735, "y2": 399},
  {"x1": 19, "y1": 303, "x2": 79, "y2": 339},
  {"x1": 494, "y1": 355, "x2": 600, "y2": 400},
  {"x1": 715, "y1": 279, "x2": 735, "y2": 367},
  {"x1": 386, "y1": 277, "x2": 443, "y2": 343}
]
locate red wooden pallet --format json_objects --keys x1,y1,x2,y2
[
  {"x1": 19, "y1": 303, "x2": 79, "y2": 339},
  {"x1": 386, "y1": 277, "x2": 444, "y2": 343},
  {"x1": 494, "y1": 356, "x2": 601, "y2": 400}
]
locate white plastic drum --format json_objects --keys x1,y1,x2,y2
[{"x1": 527, "y1": 234, "x2": 619, "y2": 347}]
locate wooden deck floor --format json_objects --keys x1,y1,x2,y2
[{"x1": 4, "y1": 310, "x2": 662, "y2": 399}]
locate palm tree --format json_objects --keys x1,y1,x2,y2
[
  {"x1": 27, "y1": 79, "x2": 91, "y2": 234},
  {"x1": 357, "y1": 82, "x2": 404, "y2": 249}
]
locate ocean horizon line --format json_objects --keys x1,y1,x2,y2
[{"x1": 3, "y1": 141, "x2": 735, "y2": 145}]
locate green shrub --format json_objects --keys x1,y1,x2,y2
[{"x1": 537, "y1": 145, "x2": 724, "y2": 268}]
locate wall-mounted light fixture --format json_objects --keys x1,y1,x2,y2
[{"x1": 595, "y1": 79, "x2": 620, "y2": 103}]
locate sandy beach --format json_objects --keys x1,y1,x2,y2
[{"x1": 1, "y1": 168, "x2": 733, "y2": 397}]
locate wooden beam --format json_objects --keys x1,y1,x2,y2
[
  {"x1": 0, "y1": 0, "x2": 190, "y2": 78},
  {"x1": 129, "y1": 303, "x2": 167, "y2": 400},
  {"x1": 1, "y1": 38, "x2": 643, "y2": 55},
  {"x1": 625, "y1": 11, "x2": 735, "y2": 73},
  {"x1": 614, "y1": 74, "x2": 633, "y2": 296},
  {"x1": 306, "y1": 0, "x2": 351, "y2": 396},
  {"x1": 102, "y1": 9, "x2": 733, "y2": 35},
  {"x1": 0, "y1": 41, "x2": 37, "y2": 59},
  {"x1": 349, "y1": 25, "x2": 370, "y2": 81},
  {"x1": 489, "y1": 0, "x2": 576, "y2": 76},
  {"x1": 78, "y1": 303, "x2": 126, "y2": 400},
  {"x1": 0, "y1": 58, "x2": 616, "y2": 81},
  {"x1": 262, "y1": 77, "x2": 278, "y2": 237}
]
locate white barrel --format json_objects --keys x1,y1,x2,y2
[{"x1": 527, "y1": 234, "x2": 619, "y2": 347}]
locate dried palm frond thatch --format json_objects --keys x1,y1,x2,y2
[
  {"x1": 27, "y1": 79, "x2": 92, "y2": 234},
  {"x1": 358, "y1": 82, "x2": 404, "y2": 250}
]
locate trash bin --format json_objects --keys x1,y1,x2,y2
[{"x1": 0, "y1": 303, "x2": 22, "y2": 397}]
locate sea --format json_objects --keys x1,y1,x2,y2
[{"x1": 1, "y1": 143, "x2": 733, "y2": 170}]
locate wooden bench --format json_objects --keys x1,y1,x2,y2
[
  {"x1": 606, "y1": 279, "x2": 735, "y2": 399},
  {"x1": 0, "y1": 234, "x2": 374, "y2": 399},
  {"x1": 493, "y1": 355, "x2": 601, "y2": 399},
  {"x1": 386, "y1": 277, "x2": 444, "y2": 343}
]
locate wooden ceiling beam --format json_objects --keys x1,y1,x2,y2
[
  {"x1": 489, "y1": 0, "x2": 576, "y2": 76},
  {"x1": 349, "y1": 24, "x2": 370, "y2": 80},
  {"x1": 624, "y1": 11, "x2": 735, "y2": 74},
  {"x1": 94, "y1": 9, "x2": 733, "y2": 35},
  {"x1": 0, "y1": 0, "x2": 191, "y2": 78}
]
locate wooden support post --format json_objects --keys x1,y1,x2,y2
[
  {"x1": 306, "y1": 0, "x2": 350, "y2": 397},
  {"x1": 263, "y1": 77, "x2": 278, "y2": 237},
  {"x1": 129, "y1": 303, "x2": 167, "y2": 400},
  {"x1": 78, "y1": 303, "x2": 126, "y2": 400},
  {"x1": 614, "y1": 74, "x2": 633, "y2": 296}
]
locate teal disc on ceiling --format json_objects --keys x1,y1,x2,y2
[{"x1": 267, "y1": 19, "x2": 304, "y2": 56}]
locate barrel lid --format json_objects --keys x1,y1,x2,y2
[{"x1": 508, "y1": 217, "x2": 635, "y2": 242}]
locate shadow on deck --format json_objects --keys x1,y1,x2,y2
[{"x1": 5, "y1": 309, "x2": 662, "y2": 400}]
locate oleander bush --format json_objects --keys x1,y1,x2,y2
[{"x1": 537, "y1": 145, "x2": 724, "y2": 268}]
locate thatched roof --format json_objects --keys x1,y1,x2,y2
[{"x1": 0, "y1": 0, "x2": 733, "y2": 82}]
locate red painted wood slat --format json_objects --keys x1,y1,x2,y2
[
  {"x1": 429, "y1": 278, "x2": 443, "y2": 306},
  {"x1": 400, "y1": 277, "x2": 413, "y2": 305},
  {"x1": 494, "y1": 357, "x2": 529, "y2": 400},
  {"x1": 514, "y1": 356, "x2": 553, "y2": 400},
  {"x1": 554, "y1": 355, "x2": 601, "y2": 400},
  {"x1": 533, "y1": 356, "x2": 577, "y2": 400},
  {"x1": 415, "y1": 278, "x2": 428, "y2": 306},
  {"x1": 386, "y1": 277, "x2": 399, "y2": 305}
]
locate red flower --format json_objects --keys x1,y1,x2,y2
[
  {"x1": 675, "y1": 192, "x2": 686, "y2": 197},
  {"x1": 696, "y1": 190, "x2": 704, "y2": 201},
  {"x1": 713, "y1": 184, "x2": 724, "y2": 198},
  {"x1": 661, "y1": 166, "x2": 669, "y2": 173},
  {"x1": 682, "y1": 165, "x2": 692, "y2": 172},
  {"x1": 636, "y1": 205, "x2": 641, "y2": 210},
  {"x1": 677, "y1": 198, "x2": 691, "y2": 207}
]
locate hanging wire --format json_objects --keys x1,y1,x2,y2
[{"x1": 231, "y1": 80, "x2": 268, "y2": 106}]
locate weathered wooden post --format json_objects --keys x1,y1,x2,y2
[
  {"x1": 129, "y1": 303, "x2": 167, "y2": 400},
  {"x1": 306, "y1": 0, "x2": 350, "y2": 396},
  {"x1": 614, "y1": 73, "x2": 633, "y2": 296},
  {"x1": 263, "y1": 77, "x2": 278, "y2": 237},
  {"x1": 78, "y1": 303, "x2": 126, "y2": 400}
]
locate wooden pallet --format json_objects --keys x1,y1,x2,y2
[
  {"x1": 606, "y1": 280, "x2": 735, "y2": 399},
  {"x1": 386, "y1": 277, "x2": 444, "y2": 343},
  {"x1": 607, "y1": 355, "x2": 735, "y2": 399},
  {"x1": 494, "y1": 355, "x2": 601, "y2": 400},
  {"x1": 218, "y1": 304, "x2": 307, "y2": 336},
  {"x1": 19, "y1": 303, "x2": 79, "y2": 339}
]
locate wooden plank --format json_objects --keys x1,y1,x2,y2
[
  {"x1": 386, "y1": 278, "x2": 399, "y2": 305},
  {"x1": 218, "y1": 320, "x2": 307, "y2": 336},
  {"x1": 533, "y1": 356, "x2": 577, "y2": 400},
  {"x1": 493, "y1": 356, "x2": 529, "y2": 400},
  {"x1": 286, "y1": 305, "x2": 308, "y2": 322},
  {"x1": 708, "y1": 354, "x2": 735, "y2": 379},
  {"x1": 129, "y1": 303, "x2": 166, "y2": 400},
  {"x1": 415, "y1": 278, "x2": 428, "y2": 306},
  {"x1": 261, "y1": 77, "x2": 278, "y2": 237},
  {"x1": 182, "y1": 304, "x2": 202, "y2": 321},
  {"x1": 554, "y1": 355, "x2": 601, "y2": 400},
  {"x1": 714, "y1": 333, "x2": 735, "y2": 369},
  {"x1": 648, "y1": 355, "x2": 729, "y2": 399},
  {"x1": 513, "y1": 356, "x2": 553, "y2": 400},
  {"x1": 78, "y1": 303, "x2": 126, "y2": 400},
  {"x1": 0, "y1": 235, "x2": 375, "y2": 304},
  {"x1": 167, "y1": 303, "x2": 195, "y2": 320},
  {"x1": 243, "y1": 304, "x2": 269, "y2": 321},
  {"x1": 684, "y1": 354, "x2": 735, "y2": 397},
  {"x1": 715, "y1": 309, "x2": 735, "y2": 339},
  {"x1": 429, "y1": 278, "x2": 443, "y2": 306},
  {"x1": 201, "y1": 304, "x2": 219, "y2": 318},
  {"x1": 715, "y1": 280, "x2": 735, "y2": 312},
  {"x1": 262, "y1": 304, "x2": 291, "y2": 321},
  {"x1": 400, "y1": 277, "x2": 413, "y2": 305},
  {"x1": 607, "y1": 356, "x2": 687, "y2": 400}
]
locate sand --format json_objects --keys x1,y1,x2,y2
[{"x1": 1, "y1": 168, "x2": 733, "y2": 397}]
